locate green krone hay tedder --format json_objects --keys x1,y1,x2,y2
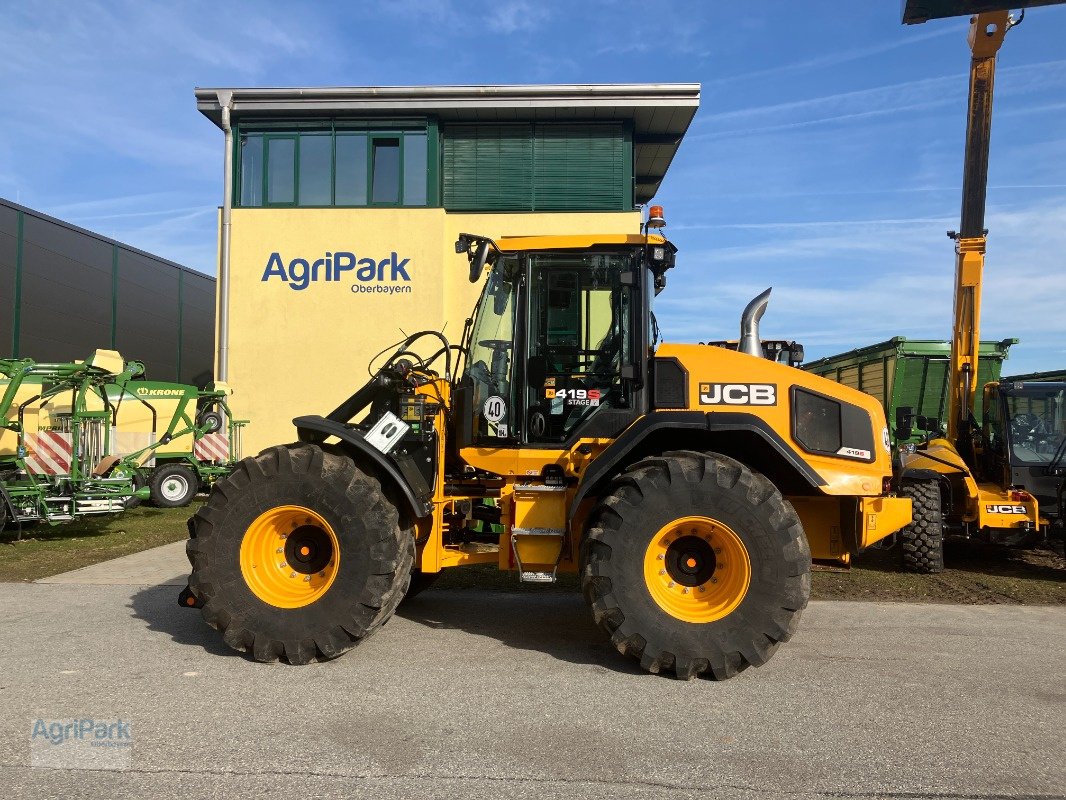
[{"x1": 0, "y1": 349, "x2": 248, "y2": 534}]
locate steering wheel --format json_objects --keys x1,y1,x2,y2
[{"x1": 478, "y1": 339, "x2": 512, "y2": 386}]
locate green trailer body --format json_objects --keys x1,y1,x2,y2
[{"x1": 803, "y1": 337, "x2": 1016, "y2": 445}]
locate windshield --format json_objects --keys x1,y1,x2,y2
[
  {"x1": 1004, "y1": 387, "x2": 1066, "y2": 465},
  {"x1": 464, "y1": 256, "x2": 520, "y2": 439}
]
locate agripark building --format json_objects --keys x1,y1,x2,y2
[
  {"x1": 196, "y1": 83, "x2": 700, "y2": 450},
  {"x1": 0, "y1": 198, "x2": 215, "y2": 385}
]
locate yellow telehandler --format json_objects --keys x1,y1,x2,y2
[{"x1": 894, "y1": 0, "x2": 1065, "y2": 572}]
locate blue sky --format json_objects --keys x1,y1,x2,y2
[{"x1": 1, "y1": 0, "x2": 1064, "y2": 374}]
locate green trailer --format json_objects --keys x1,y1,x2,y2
[{"x1": 803, "y1": 337, "x2": 1016, "y2": 446}]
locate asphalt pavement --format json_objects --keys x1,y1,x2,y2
[{"x1": 0, "y1": 575, "x2": 1063, "y2": 799}]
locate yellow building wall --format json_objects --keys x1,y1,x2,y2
[{"x1": 224, "y1": 208, "x2": 640, "y2": 451}]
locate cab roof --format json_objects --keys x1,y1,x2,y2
[{"x1": 495, "y1": 233, "x2": 668, "y2": 253}]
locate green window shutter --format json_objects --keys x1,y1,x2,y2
[
  {"x1": 532, "y1": 124, "x2": 626, "y2": 211},
  {"x1": 442, "y1": 125, "x2": 533, "y2": 210}
]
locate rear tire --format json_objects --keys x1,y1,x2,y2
[
  {"x1": 898, "y1": 480, "x2": 944, "y2": 573},
  {"x1": 582, "y1": 450, "x2": 810, "y2": 680},
  {"x1": 186, "y1": 444, "x2": 414, "y2": 664},
  {"x1": 150, "y1": 463, "x2": 198, "y2": 508}
]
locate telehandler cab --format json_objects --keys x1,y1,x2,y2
[{"x1": 182, "y1": 222, "x2": 911, "y2": 679}]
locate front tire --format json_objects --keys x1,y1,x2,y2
[
  {"x1": 186, "y1": 444, "x2": 414, "y2": 664},
  {"x1": 582, "y1": 451, "x2": 810, "y2": 680},
  {"x1": 898, "y1": 480, "x2": 944, "y2": 573}
]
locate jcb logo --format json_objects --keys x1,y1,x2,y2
[
  {"x1": 986, "y1": 505, "x2": 1027, "y2": 515},
  {"x1": 699, "y1": 383, "x2": 777, "y2": 406}
]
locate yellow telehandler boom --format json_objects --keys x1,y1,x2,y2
[{"x1": 893, "y1": 0, "x2": 1065, "y2": 572}]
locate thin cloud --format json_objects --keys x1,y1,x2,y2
[
  {"x1": 486, "y1": 0, "x2": 551, "y2": 33},
  {"x1": 703, "y1": 22, "x2": 968, "y2": 88},
  {"x1": 694, "y1": 59, "x2": 1066, "y2": 138}
]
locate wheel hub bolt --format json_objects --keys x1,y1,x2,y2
[
  {"x1": 710, "y1": 577, "x2": 718, "y2": 584},
  {"x1": 303, "y1": 576, "x2": 311, "y2": 582},
  {"x1": 682, "y1": 588, "x2": 689, "y2": 594},
  {"x1": 668, "y1": 581, "x2": 675, "y2": 588},
  {"x1": 659, "y1": 569, "x2": 666, "y2": 575},
  {"x1": 699, "y1": 586, "x2": 706, "y2": 593},
  {"x1": 657, "y1": 554, "x2": 664, "y2": 560},
  {"x1": 290, "y1": 572, "x2": 297, "y2": 579}
]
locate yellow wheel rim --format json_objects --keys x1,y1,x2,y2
[
  {"x1": 239, "y1": 505, "x2": 340, "y2": 609},
  {"x1": 643, "y1": 515, "x2": 751, "y2": 623}
]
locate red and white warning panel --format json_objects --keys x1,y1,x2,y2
[
  {"x1": 23, "y1": 431, "x2": 74, "y2": 475},
  {"x1": 194, "y1": 432, "x2": 229, "y2": 463}
]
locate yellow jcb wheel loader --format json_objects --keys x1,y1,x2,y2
[{"x1": 181, "y1": 223, "x2": 912, "y2": 680}]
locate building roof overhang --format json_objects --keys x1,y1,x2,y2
[{"x1": 195, "y1": 83, "x2": 700, "y2": 204}]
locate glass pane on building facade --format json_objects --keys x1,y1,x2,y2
[
  {"x1": 371, "y1": 138, "x2": 400, "y2": 204},
  {"x1": 403, "y1": 132, "x2": 427, "y2": 206},
  {"x1": 298, "y1": 134, "x2": 332, "y2": 206},
  {"x1": 239, "y1": 134, "x2": 263, "y2": 207},
  {"x1": 334, "y1": 133, "x2": 368, "y2": 206},
  {"x1": 266, "y1": 138, "x2": 296, "y2": 204}
]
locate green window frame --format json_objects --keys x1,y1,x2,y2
[{"x1": 235, "y1": 121, "x2": 438, "y2": 209}]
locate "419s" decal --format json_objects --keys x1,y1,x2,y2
[{"x1": 546, "y1": 388, "x2": 601, "y2": 407}]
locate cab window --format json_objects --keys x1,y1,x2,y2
[{"x1": 524, "y1": 253, "x2": 633, "y2": 443}]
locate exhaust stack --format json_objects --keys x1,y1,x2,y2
[{"x1": 738, "y1": 288, "x2": 772, "y2": 358}]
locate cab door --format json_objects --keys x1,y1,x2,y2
[{"x1": 523, "y1": 252, "x2": 638, "y2": 445}]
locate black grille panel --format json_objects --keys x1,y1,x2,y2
[{"x1": 652, "y1": 358, "x2": 688, "y2": 409}]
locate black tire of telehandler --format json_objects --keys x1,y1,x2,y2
[
  {"x1": 149, "y1": 463, "x2": 199, "y2": 508},
  {"x1": 897, "y1": 480, "x2": 944, "y2": 574},
  {"x1": 186, "y1": 444, "x2": 414, "y2": 664},
  {"x1": 581, "y1": 450, "x2": 811, "y2": 681}
]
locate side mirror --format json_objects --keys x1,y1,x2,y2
[
  {"x1": 790, "y1": 344, "x2": 804, "y2": 365},
  {"x1": 922, "y1": 417, "x2": 941, "y2": 434},
  {"x1": 895, "y1": 406, "x2": 914, "y2": 442},
  {"x1": 470, "y1": 241, "x2": 491, "y2": 284}
]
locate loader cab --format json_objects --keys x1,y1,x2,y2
[
  {"x1": 983, "y1": 381, "x2": 1066, "y2": 518},
  {"x1": 458, "y1": 234, "x2": 674, "y2": 448}
]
